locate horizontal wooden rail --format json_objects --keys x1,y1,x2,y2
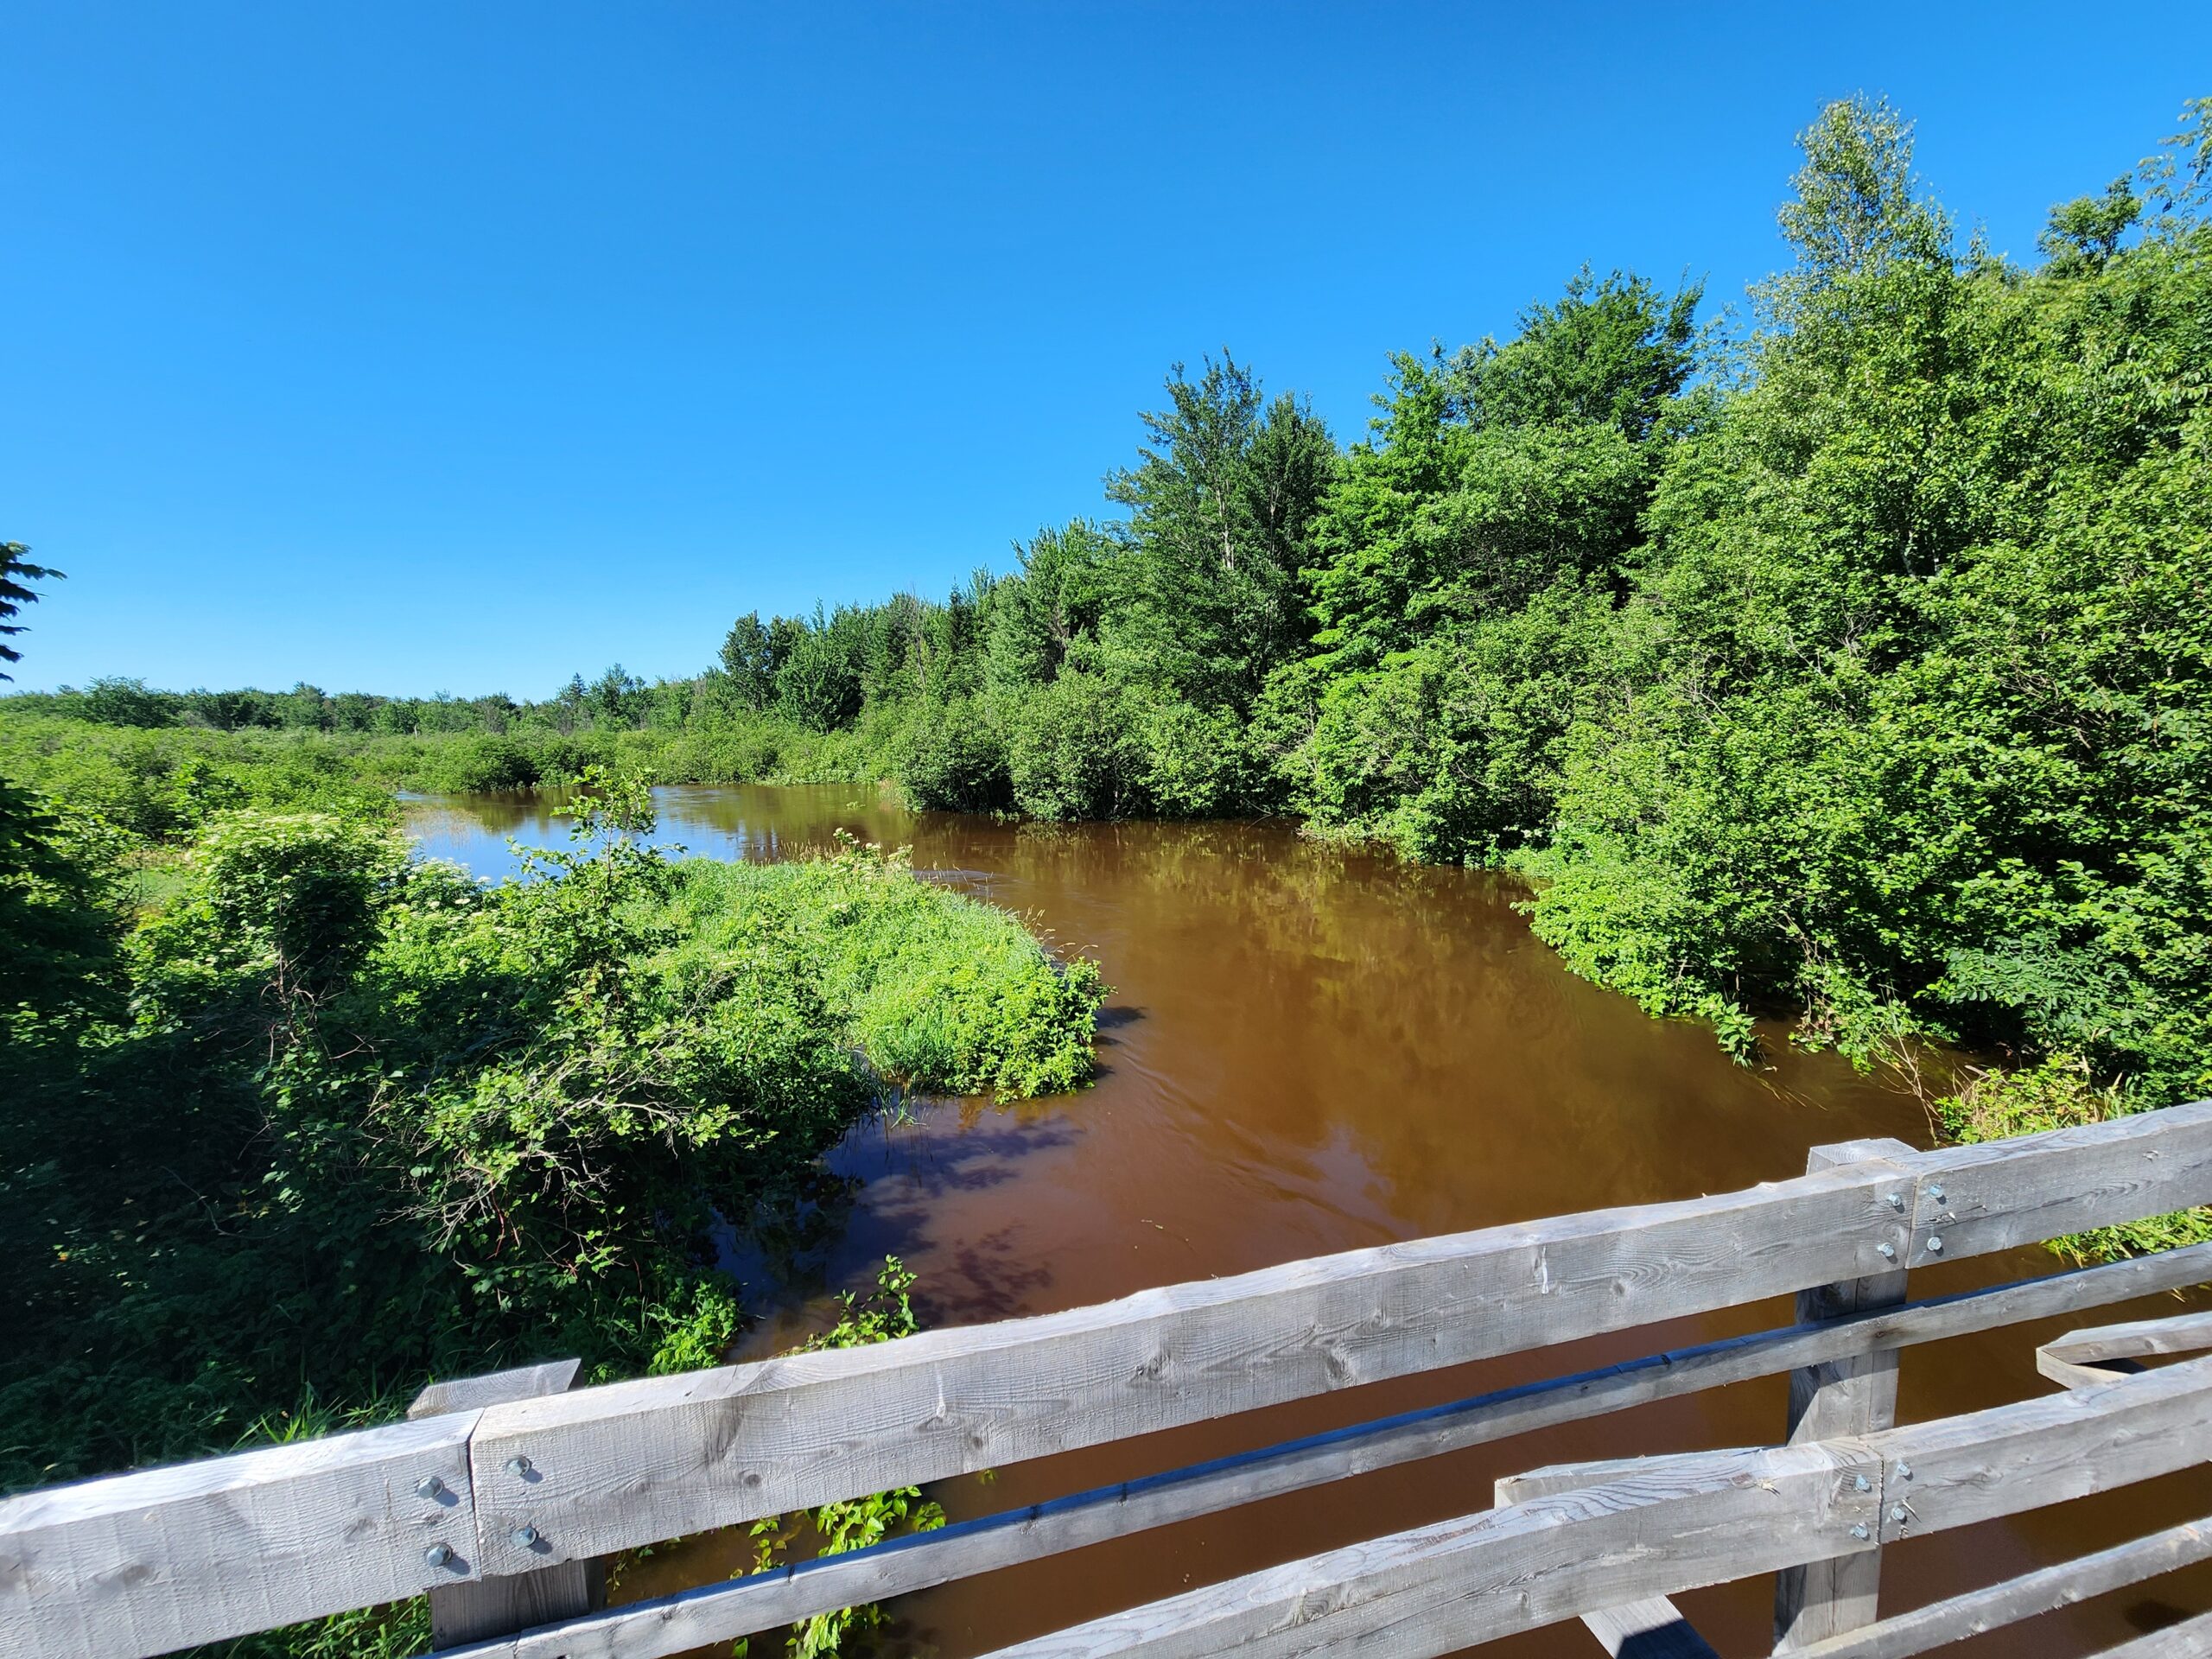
[
  {"x1": 458, "y1": 1103, "x2": 2212, "y2": 1571},
  {"x1": 972, "y1": 1355, "x2": 2212, "y2": 1659},
  {"x1": 1788, "y1": 1511, "x2": 2212, "y2": 1659},
  {"x1": 2097, "y1": 1608, "x2": 2212, "y2": 1657},
  {"x1": 4, "y1": 1100, "x2": 2209, "y2": 1659},
  {"x1": 438, "y1": 1241, "x2": 2212, "y2": 1659},
  {"x1": 1580, "y1": 1599, "x2": 1717, "y2": 1658},
  {"x1": 2039, "y1": 1307, "x2": 2212, "y2": 1389}
]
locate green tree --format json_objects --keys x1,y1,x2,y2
[
  {"x1": 82, "y1": 677, "x2": 177, "y2": 727},
  {"x1": 1105, "y1": 356, "x2": 1337, "y2": 710},
  {"x1": 0, "y1": 542, "x2": 61, "y2": 682},
  {"x1": 720, "y1": 611, "x2": 786, "y2": 708}
]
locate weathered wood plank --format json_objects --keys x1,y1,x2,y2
[
  {"x1": 410, "y1": 1363, "x2": 602, "y2": 1649},
  {"x1": 967, "y1": 1356, "x2": 2212, "y2": 1659},
  {"x1": 12, "y1": 1103, "x2": 2212, "y2": 1657},
  {"x1": 1865, "y1": 1357, "x2": 2212, "y2": 1546},
  {"x1": 1496, "y1": 1470, "x2": 1723, "y2": 1658},
  {"x1": 0, "y1": 1411, "x2": 482, "y2": 1659},
  {"x1": 440, "y1": 1241, "x2": 2212, "y2": 1659},
  {"x1": 971, "y1": 1443, "x2": 1878, "y2": 1659},
  {"x1": 1777, "y1": 1141, "x2": 1913, "y2": 1651},
  {"x1": 2090, "y1": 1607, "x2": 2212, "y2": 1658},
  {"x1": 410, "y1": 1360, "x2": 582, "y2": 1422},
  {"x1": 2038, "y1": 1308, "x2": 2212, "y2": 1390},
  {"x1": 462, "y1": 1104, "x2": 2212, "y2": 1575},
  {"x1": 1896, "y1": 1099, "x2": 2212, "y2": 1263},
  {"x1": 1583, "y1": 1598, "x2": 1719, "y2": 1658},
  {"x1": 462, "y1": 1163, "x2": 1917, "y2": 1572},
  {"x1": 1788, "y1": 1513, "x2": 2212, "y2": 1659}
]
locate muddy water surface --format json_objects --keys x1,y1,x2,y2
[{"x1": 405, "y1": 785, "x2": 2212, "y2": 1656}]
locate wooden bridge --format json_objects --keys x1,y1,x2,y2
[{"x1": 10, "y1": 1103, "x2": 2212, "y2": 1659}]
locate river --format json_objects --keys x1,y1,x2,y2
[{"x1": 404, "y1": 784, "x2": 2211, "y2": 1656}]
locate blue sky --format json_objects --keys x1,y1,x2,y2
[{"x1": 5, "y1": 3, "x2": 2207, "y2": 697}]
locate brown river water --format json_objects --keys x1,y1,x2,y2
[{"x1": 404, "y1": 784, "x2": 2212, "y2": 1657}]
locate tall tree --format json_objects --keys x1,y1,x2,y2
[
  {"x1": 0, "y1": 543, "x2": 62, "y2": 681},
  {"x1": 1105, "y1": 357, "x2": 1336, "y2": 709}
]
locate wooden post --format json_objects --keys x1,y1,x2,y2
[
  {"x1": 408, "y1": 1360, "x2": 605, "y2": 1649},
  {"x1": 1774, "y1": 1138, "x2": 1915, "y2": 1651}
]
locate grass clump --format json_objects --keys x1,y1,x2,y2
[
  {"x1": 1936, "y1": 1056, "x2": 2212, "y2": 1262},
  {"x1": 663, "y1": 835, "x2": 1104, "y2": 1099}
]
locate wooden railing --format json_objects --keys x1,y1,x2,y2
[{"x1": 7, "y1": 1102, "x2": 2212, "y2": 1659}]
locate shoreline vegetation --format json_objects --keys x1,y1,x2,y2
[
  {"x1": 13, "y1": 98, "x2": 2210, "y2": 1110},
  {"x1": 1, "y1": 92, "x2": 2209, "y2": 1655}
]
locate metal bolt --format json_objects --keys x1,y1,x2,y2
[
  {"x1": 415, "y1": 1476, "x2": 445, "y2": 1500},
  {"x1": 1885, "y1": 1192, "x2": 1904, "y2": 1211},
  {"x1": 1925, "y1": 1235, "x2": 1945, "y2": 1255},
  {"x1": 1889, "y1": 1503, "x2": 1909, "y2": 1522},
  {"x1": 505, "y1": 1455, "x2": 532, "y2": 1478},
  {"x1": 423, "y1": 1543, "x2": 453, "y2": 1567},
  {"x1": 1877, "y1": 1242, "x2": 1897, "y2": 1260},
  {"x1": 1850, "y1": 1523, "x2": 1872, "y2": 1541},
  {"x1": 1853, "y1": 1474, "x2": 1872, "y2": 1491},
  {"x1": 512, "y1": 1525, "x2": 540, "y2": 1549},
  {"x1": 1929, "y1": 1184, "x2": 1947, "y2": 1204},
  {"x1": 1897, "y1": 1463, "x2": 1913, "y2": 1480}
]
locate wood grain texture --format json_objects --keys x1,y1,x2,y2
[
  {"x1": 2088, "y1": 1607, "x2": 2212, "y2": 1658},
  {"x1": 1896, "y1": 1097, "x2": 2212, "y2": 1262},
  {"x1": 410, "y1": 1363, "x2": 601, "y2": 1649},
  {"x1": 968, "y1": 1356, "x2": 2212, "y2": 1659},
  {"x1": 1582, "y1": 1598, "x2": 1720, "y2": 1658},
  {"x1": 1865, "y1": 1354, "x2": 2212, "y2": 1546},
  {"x1": 1788, "y1": 1514, "x2": 2212, "y2": 1659},
  {"x1": 410, "y1": 1361, "x2": 582, "y2": 1422},
  {"x1": 462, "y1": 1165, "x2": 1916, "y2": 1571},
  {"x1": 10, "y1": 1102, "x2": 2212, "y2": 1657},
  {"x1": 1776, "y1": 1141, "x2": 1913, "y2": 1652},
  {"x1": 2038, "y1": 1309, "x2": 2212, "y2": 1390},
  {"x1": 0, "y1": 1410, "x2": 482, "y2": 1659},
  {"x1": 440, "y1": 1242, "x2": 2212, "y2": 1659},
  {"x1": 973, "y1": 1443, "x2": 1880, "y2": 1659}
]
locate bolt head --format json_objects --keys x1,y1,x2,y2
[
  {"x1": 505, "y1": 1455, "x2": 532, "y2": 1478},
  {"x1": 1850, "y1": 1523, "x2": 1872, "y2": 1541},
  {"x1": 415, "y1": 1476, "x2": 444, "y2": 1500},
  {"x1": 1853, "y1": 1474, "x2": 1872, "y2": 1491},
  {"x1": 1890, "y1": 1503, "x2": 1908, "y2": 1522},
  {"x1": 1925, "y1": 1236, "x2": 1945, "y2": 1255},
  {"x1": 1885, "y1": 1192, "x2": 1904, "y2": 1211},
  {"x1": 423, "y1": 1542, "x2": 453, "y2": 1567},
  {"x1": 1877, "y1": 1242, "x2": 1897, "y2": 1260},
  {"x1": 512, "y1": 1525, "x2": 540, "y2": 1549},
  {"x1": 1897, "y1": 1463, "x2": 1912, "y2": 1479},
  {"x1": 1929, "y1": 1184, "x2": 1947, "y2": 1204}
]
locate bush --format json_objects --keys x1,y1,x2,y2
[
  {"x1": 898, "y1": 696, "x2": 1012, "y2": 811},
  {"x1": 1938, "y1": 1058, "x2": 2212, "y2": 1262},
  {"x1": 664, "y1": 836, "x2": 1103, "y2": 1097},
  {"x1": 1005, "y1": 671, "x2": 1144, "y2": 820},
  {"x1": 2, "y1": 783, "x2": 1101, "y2": 1497}
]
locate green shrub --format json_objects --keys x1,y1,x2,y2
[
  {"x1": 897, "y1": 695, "x2": 1012, "y2": 811},
  {"x1": 663, "y1": 836, "x2": 1103, "y2": 1098},
  {"x1": 1938, "y1": 1058, "x2": 2212, "y2": 1262}
]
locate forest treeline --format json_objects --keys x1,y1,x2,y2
[{"x1": 16, "y1": 95, "x2": 2209, "y2": 1112}]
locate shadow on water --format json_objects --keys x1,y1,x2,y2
[{"x1": 404, "y1": 784, "x2": 2212, "y2": 1658}]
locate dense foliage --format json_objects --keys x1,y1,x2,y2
[
  {"x1": 0, "y1": 88, "x2": 2207, "y2": 1653},
  {"x1": 0, "y1": 776, "x2": 1100, "y2": 1503},
  {"x1": 20, "y1": 96, "x2": 2202, "y2": 1114}
]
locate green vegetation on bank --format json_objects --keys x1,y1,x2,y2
[
  {"x1": 14, "y1": 97, "x2": 2209, "y2": 1123},
  {"x1": 0, "y1": 770, "x2": 1099, "y2": 1508}
]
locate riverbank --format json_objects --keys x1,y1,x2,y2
[{"x1": 0, "y1": 777, "x2": 1103, "y2": 1510}]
